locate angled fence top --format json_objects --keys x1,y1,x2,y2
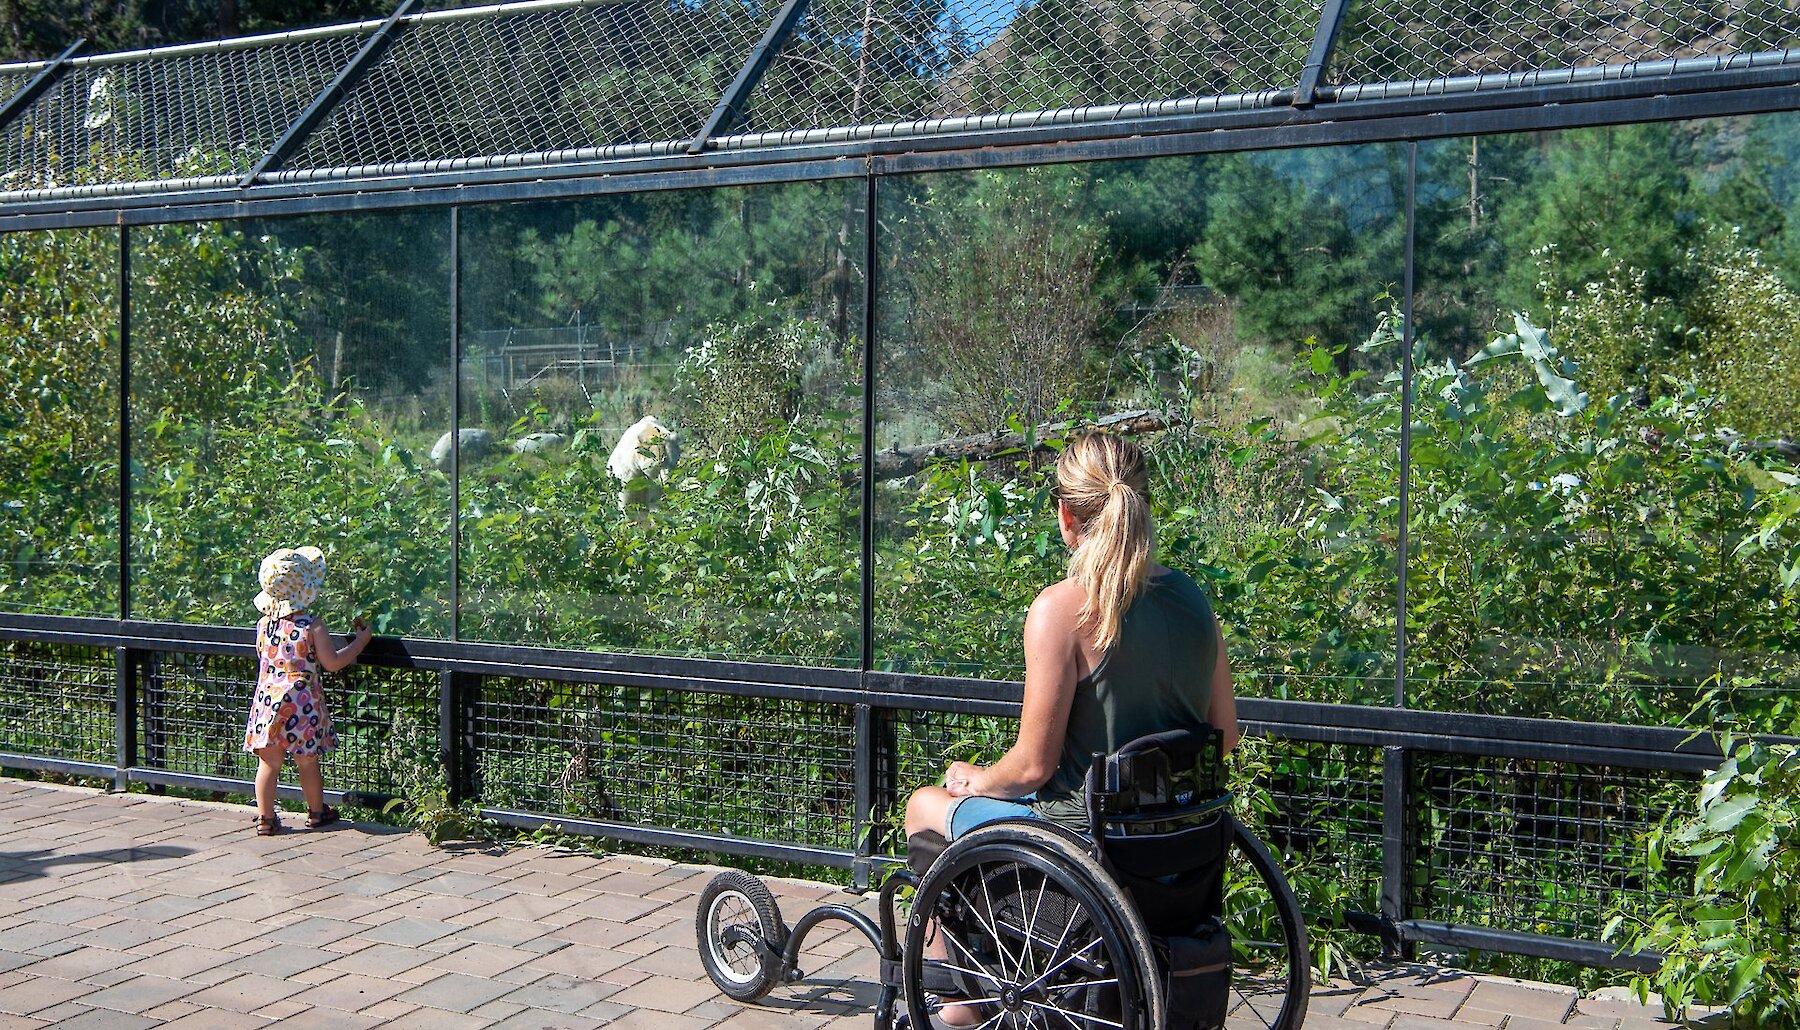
[{"x1": 0, "y1": 0, "x2": 1795, "y2": 204}]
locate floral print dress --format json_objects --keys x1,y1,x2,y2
[{"x1": 243, "y1": 613, "x2": 337, "y2": 755}]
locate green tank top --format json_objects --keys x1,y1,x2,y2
[{"x1": 1030, "y1": 568, "x2": 1219, "y2": 830}]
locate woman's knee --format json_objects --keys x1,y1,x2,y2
[
  {"x1": 293, "y1": 753, "x2": 319, "y2": 768},
  {"x1": 905, "y1": 786, "x2": 953, "y2": 838}
]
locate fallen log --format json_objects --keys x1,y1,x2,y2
[{"x1": 871, "y1": 409, "x2": 1172, "y2": 480}]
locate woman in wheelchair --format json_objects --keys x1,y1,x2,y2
[
  {"x1": 697, "y1": 430, "x2": 1307, "y2": 1030},
  {"x1": 903, "y1": 430, "x2": 1239, "y2": 1025}
]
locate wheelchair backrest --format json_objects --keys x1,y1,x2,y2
[{"x1": 1083, "y1": 725, "x2": 1232, "y2": 923}]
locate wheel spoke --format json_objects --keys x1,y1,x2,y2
[
  {"x1": 936, "y1": 923, "x2": 1009, "y2": 988},
  {"x1": 1023, "y1": 998, "x2": 1125, "y2": 1029},
  {"x1": 976, "y1": 868, "x2": 1022, "y2": 984},
  {"x1": 952, "y1": 878, "x2": 1018, "y2": 983},
  {"x1": 1017, "y1": 936, "x2": 1103, "y2": 995}
]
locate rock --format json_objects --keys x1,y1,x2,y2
[
  {"x1": 431, "y1": 428, "x2": 493, "y2": 470},
  {"x1": 512, "y1": 432, "x2": 565, "y2": 454}
]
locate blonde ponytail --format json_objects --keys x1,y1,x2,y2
[{"x1": 1055, "y1": 432, "x2": 1154, "y2": 653}]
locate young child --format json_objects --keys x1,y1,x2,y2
[{"x1": 243, "y1": 546, "x2": 371, "y2": 835}]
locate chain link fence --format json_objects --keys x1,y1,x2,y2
[
  {"x1": 1328, "y1": 0, "x2": 1800, "y2": 93},
  {"x1": 0, "y1": 27, "x2": 374, "y2": 194},
  {"x1": 284, "y1": 1, "x2": 773, "y2": 176},
  {"x1": 0, "y1": 0, "x2": 1794, "y2": 197}
]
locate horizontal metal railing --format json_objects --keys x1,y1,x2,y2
[{"x1": 0, "y1": 618, "x2": 1733, "y2": 970}]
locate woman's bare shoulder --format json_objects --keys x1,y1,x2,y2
[{"x1": 1027, "y1": 579, "x2": 1085, "y2": 627}]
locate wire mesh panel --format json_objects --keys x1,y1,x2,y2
[
  {"x1": 1408, "y1": 753, "x2": 1693, "y2": 939},
  {"x1": 0, "y1": 66, "x2": 41, "y2": 110},
  {"x1": 1248, "y1": 738, "x2": 1387, "y2": 917},
  {"x1": 0, "y1": 30, "x2": 372, "y2": 193},
  {"x1": 736, "y1": 0, "x2": 1322, "y2": 141},
  {"x1": 136, "y1": 649, "x2": 439, "y2": 798},
  {"x1": 286, "y1": 1, "x2": 774, "y2": 174},
  {"x1": 0, "y1": 640, "x2": 115, "y2": 765},
  {"x1": 1329, "y1": 0, "x2": 1800, "y2": 91},
  {"x1": 474, "y1": 676, "x2": 858, "y2": 848}
]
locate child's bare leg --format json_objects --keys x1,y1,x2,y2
[
  {"x1": 294, "y1": 754, "x2": 325, "y2": 814},
  {"x1": 255, "y1": 743, "x2": 285, "y2": 819}
]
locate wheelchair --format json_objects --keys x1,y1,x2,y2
[{"x1": 696, "y1": 726, "x2": 1310, "y2": 1029}]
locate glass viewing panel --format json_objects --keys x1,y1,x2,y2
[
  {"x1": 873, "y1": 148, "x2": 1406, "y2": 705},
  {"x1": 1407, "y1": 115, "x2": 1800, "y2": 730},
  {"x1": 456, "y1": 181, "x2": 865, "y2": 665},
  {"x1": 128, "y1": 213, "x2": 453, "y2": 635},
  {"x1": 0, "y1": 228, "x2": 120, "y2": 618}
]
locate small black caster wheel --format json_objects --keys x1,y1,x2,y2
[{"x1": 696, "y1": 870, "x2": 788, "y2": 1002}]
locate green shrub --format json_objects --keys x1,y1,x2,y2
[{"x1": 1610, "y1": 734, "x2": 1799, "y2": 1027}]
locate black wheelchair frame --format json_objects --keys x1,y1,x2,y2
[{"x1": 697, "y1": 728, "x2": 1311, "y2": 1030}]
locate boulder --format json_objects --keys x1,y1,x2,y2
[
  {"x1": 431, "y1": 427, "x2": 493, "y2": 470},
  {"x1": 513, "y1": 432, "x2": 565, "y2": 454}
]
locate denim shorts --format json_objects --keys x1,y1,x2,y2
[{"x1": 947, "y1": 794, "x2": 1045, "y2": 839}]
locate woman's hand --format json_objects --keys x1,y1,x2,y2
[
  {"x1": 944, "y1": 761, "x2": 984, "y2": 797},
  {"x1": 352, "y1": 617, "x2": 372, "y2": 643}
]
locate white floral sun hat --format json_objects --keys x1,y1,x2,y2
[{"x1": 255, "y1": 546, "x2": 325, "y2": 619}]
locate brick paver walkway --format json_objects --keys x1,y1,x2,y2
[{"x1": 0, "y1": 778, "x2": 1687, "y2": 1030}]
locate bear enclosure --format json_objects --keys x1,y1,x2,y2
[{"x1": 2, "y1": 0, "x2": 1799, "y2": 982}]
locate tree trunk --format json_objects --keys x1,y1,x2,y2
[{"x1": 867, "y1": 408, "x2": 1171, "y2": 480}]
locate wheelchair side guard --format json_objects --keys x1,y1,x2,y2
[{"x1": 905, "y1": 829, "x2": 948, "y2": 879}]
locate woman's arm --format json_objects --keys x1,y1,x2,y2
[
  {"x1": 309, "y1": 618, "x2": 372, "y2": 673},
  {"x1": 1208, "y1": 620, "x2": 1240, "y2": 753},
  {"x1": 948, "y1": 585, "x2": 1084, "y2": 799}
]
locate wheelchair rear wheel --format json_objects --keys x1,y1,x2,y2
[
  {"x1": 902, "y1": 822, "x2": 1163, "y2": 1030},
  {"x1": 697, "y1": 870, "x2": 788, "y2": 1002},
  {"x1": 1221, "y1": 820, "x2": 1309, "y2": 1030}
]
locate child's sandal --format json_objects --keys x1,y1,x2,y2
[
  {"x1": 255, "y1": 815, "x2": 283, "y2": 836},
  {"x1": 306, "y1": 805, "x2": 340, "y2": 829}
]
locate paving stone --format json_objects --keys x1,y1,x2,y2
[
  {"x1": 76, "y1": 974, "x2": 202, "y2": 1015},
  {"x1": 0, "y1": 976, "x2": 97, "y2": 1016},
  {"x1": 150, "y1": 1009, "x2": 270, "y2": 1029},
  {"x1": 706, "y1": 1007, "x2": 838, "y2": 1030},
  {"x1": 1466, "y1": 980, "x2": 1576, "y2": 1021},
  {"x1": 177, "y1": 973, "x2": 301, "y2": 1013},
  {"x1": 260, "y1": 1007, "x2": 381, "y2": 1030},
  {"x1": 483, "y1": 1008, "x2": 608, "y2": 1030},
  {"x1": 396, "y1": 971, "x2": 522, "y2": 1013},
  {"x1": 293, "y1": 972, "x2": 411, "y2": 1012},
  {"x1": 264, "y1": 917, "x2": 362, "y2": 948},
  {"x1": 356, "y1": 916, "x2": 462, "y2": 948},
  {"x1": 499, "y1": 973, "x2": 623, "y2": 1015},
  {"x1": 600, "y1": 1008, "x2": 712, "y2": 1030},
  {"x1": 372, "y1": 1007, "x2": 491, "y2": 1029},
  {"x1": 34, "y1": 1007, "x2": 159, "y2": 1029},
  {"x1": 318, "y1": 942, "x2": 438, "y2": 979},
  {"x1": 418, "y1": 943, "x2": 536, "y2": 979},
  {"x1": 14, "y1": 949, "x2": 131, "y2": 983},
  {"x1": 606, "y1": 973, "x2": 720, "y2": 1014}
]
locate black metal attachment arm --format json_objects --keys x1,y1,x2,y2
[
  {"x1": 240, "y1": 0, "x2": 422, "y2": 187},
  {"x1": 688, "y1": 0, "x2": 810, "y2": 153},
  {"x1": 0, "y1": 38, "x2": 89, "y2": 138},
  {"x1": 1294, "y1": 0, "x2": 1352, "y2": 108}
]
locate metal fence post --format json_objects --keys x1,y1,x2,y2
[
  {"x1": 113, "y1": 648, "x2": 135, "y2": 792},
  {"x1": 853, "y1": 703, "x2": 875, "y2": 889},
  {"x1": 1381, "y1": 745, "x2": 1412, "y2": 959},
  {"x1": 439, "y1": 670, "x2": 461, "y2": 804}
]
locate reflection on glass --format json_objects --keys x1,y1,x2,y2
[
  {"x1": 128, "y1": 213, "x2": 452, "y2": 635},
  {"x1": 0, "y1": 229, "x2": 119, "y2": 617},
  {"x1": 456, "y1": 182, "x2": 865, "y2": 665},
  {"x1": 874, "y1": 150, "x2": 1406, "y2": 706},
  {"x1": 1408, "y1": 116, "x2": 1800, "y2": 728}
]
